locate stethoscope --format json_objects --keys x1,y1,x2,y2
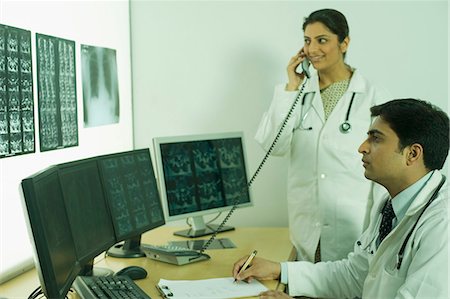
[
  {"x1": 357, "y1": 175, "x2": 446, "y2": 270},
  {"x1": 295, "y1": 92, "x2": 356, "y2": 133},
  {"x1": 340, "y1": 92, "x2": 356, "y2": 133},
  {"x1": 395, "y1": 175, "x2": 446, "y2": 269}
]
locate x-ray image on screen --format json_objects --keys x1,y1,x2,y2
[
  {"x1": 160, "y1": 138, "x2": 249, "y2": 217},
  {"x1": 192, "y1": 141, "x2": 224, "y2": 209},
  {"x1": 216, "y1": 139, "x2": 248, "y2": 204},
  {"x1": 154, "y1": 132, "x2": 252, "y2": 237},
  {"x1": 81, "y1": 45, "x2": 119, "y2": 128}
]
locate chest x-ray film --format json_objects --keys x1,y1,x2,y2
[{"x1": 81, "y1": 45, "x2": 119, "y2": 128}]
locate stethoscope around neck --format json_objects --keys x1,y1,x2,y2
[
  {"x1": 357, "y1": 175, "x2": 446, "y2": 270},
  {"x1": 395, "y1": 175, "x2": 446, "y2": 269},
  {"x1": 295, "y1": 92, "x2": 357, "y2": 133}
]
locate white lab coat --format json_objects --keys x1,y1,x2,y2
[
  {"x1": 285, "y1": 170, "x2": 448, "y2": 299},
  {"x1": 255, "y1": 69, "x2": 389, "y2": 261}
]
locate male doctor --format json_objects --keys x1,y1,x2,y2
[{"x1": 233, "y1": 98, "x2": 449, "y2": 298}]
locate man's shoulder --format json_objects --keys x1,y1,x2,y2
[
  {"x1": 415, "y1": 184, "x2": 448, "y2": 240},
  {"x1": 426, "y1": 183, "x2": 448, "y2": 219}
]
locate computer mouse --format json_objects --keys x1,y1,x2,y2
[{"x1": 115, "y1": 266, "x2": 148, "y2": 280}]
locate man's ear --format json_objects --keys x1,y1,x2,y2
[{"x1": 406, "y1": 143, "x2": 423, "y2": 165}]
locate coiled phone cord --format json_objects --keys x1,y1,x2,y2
[{"x1": 197, "y1": 79, "x2": 309, "y2": 255}]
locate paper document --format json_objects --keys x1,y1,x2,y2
[{"x1": 157, "y1": 277, "x2": 268, "y2": 299}]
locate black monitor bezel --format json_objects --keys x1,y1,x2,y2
[
  {"x1": 57, "y1": 157, "x2": 117, "y2": 265},
  {"x1": 21, "y1": 166, "x2": 81, "y2": 299}
]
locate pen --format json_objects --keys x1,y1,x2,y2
[{"x1": 234, "y1": 250, "x2": 257, "y2": 283}]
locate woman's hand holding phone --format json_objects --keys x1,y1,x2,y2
[{"x1": 286, "y1": 49, "x2": 308, "y2": 91}]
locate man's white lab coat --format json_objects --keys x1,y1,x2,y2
[{"x1": 285, "y1": 170, "x2": 448, "y2": 298}]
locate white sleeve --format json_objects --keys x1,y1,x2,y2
[
  {"x1": 254, "y1": 84, "x2": 303, "y2": 156},
  {"x1": 395, "y1": 198, "x2": 448, "y2": 298},
  {"x1": 286, "y1": 238, "x2": 370, "y2": 298}
]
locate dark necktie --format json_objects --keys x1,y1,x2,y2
[{"x1": 379, "y1": 200, "x2": 396, "y2": 243}]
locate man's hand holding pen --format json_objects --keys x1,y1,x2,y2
[
  {"x1": 232, "y1": 251, "x2": 282, "y2": 283},
  {"x1": 234, "y1": 250, "x2": 258, "y2": 283}
]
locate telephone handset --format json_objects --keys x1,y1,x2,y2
[
  {"x1": 195, "y1": 55, "x2": 311, "y2": 257},
  {"x1": 296, "y1": 57, "x2": 311, "y2": 79},
  {"x1": 301, "y1": 58, "x2": 311, "y2": 79}
]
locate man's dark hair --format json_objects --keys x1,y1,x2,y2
[{"x1": 370, "y1": 98, "x2": 449, "y2": 170}]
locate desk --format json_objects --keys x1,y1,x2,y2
[{"x1": 0, "y1": 226, "x2": 294, "y2": 299}]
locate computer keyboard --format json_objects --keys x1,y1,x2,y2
[
  {"x1": 141, "y1": 243, "x2": 210, "y2": 265},
  {"x1": 72, "y1": 275, "x2": 151, "y2": 299}
]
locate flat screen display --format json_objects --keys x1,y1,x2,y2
[
  {"x1": 58, "y1": 159, "x2": 116, "y2": 263},
  {"x1": 154, "y1": 132, "x2": 251, "y2": 223},
  {"x1": 98, "y1": 149, "x2": 165, "y2": 241},
  {"x1": 21, "y1": 166, "x2": 80, "y2": 298}
]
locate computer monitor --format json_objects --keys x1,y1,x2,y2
[
  {"x1": 153, "y1": 132, "x2": 252, "y2": 237},
  {"x1": 98, "y1": 149, "x2": 165, "y2": 258},
  {"x1": 20, "y1": 149, "x2": 164, "y2": 297},
  {"x1": 57, "y1": 158, "x2": 117, "y2": 274},
  {"x1": 21, "y1": 166, "x2": 81, "y2": 299}
]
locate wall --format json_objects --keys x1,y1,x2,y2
[
  {"x1": 0, "y1": 0, "x2": 133, "y2": 282},
  {"x1": 130, "y1": 1, "x2": 448, "y2": 229}
]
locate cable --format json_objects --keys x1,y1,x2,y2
[
  {"x1": 27, "y1": 286, "x2": 43, "y2": 299},
  {"x1": 205, "y1": 212, "x2": 222, "y2": 225},
  {"x1": 198, "y1": 78, "x2": 309, "y2": 254},
  {"x1": 186, "y1": 212, "x2": 222, "y2": 227}
]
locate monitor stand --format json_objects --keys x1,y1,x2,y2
[
  {"x1": 174, "y1": 215, "x2": 235, "y2": 238},
  {"x1": 107, "y1": 235, "x2": 146, "y2": 258},
  {"x1": 80, "y1": 260, "x2": 114, "y2": 277}
]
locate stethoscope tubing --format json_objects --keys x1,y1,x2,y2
[
  {"x1": 295, "y1": 92, "x2": 357, "y2": 133},
  {"x1": 357, "y1": 175, "x2": 446, "y2": 270},
  {"x1": 395, "y1": 175, "x2": 446, "y2": 269},
  {"x1": 339, "y1": 92, "x2": 356, "y2": 133}
]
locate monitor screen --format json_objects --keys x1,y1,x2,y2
[
  {"x1": 21, "y1": 166, "x2": 81, "y2": 299},
  {"x1": 98, "y1": 149, "x2": 165, "y2": 257},
  {"x1": 20, "y1": 149, "x2": 165, "y2": 297},
  {"x1": 58, "y1": 159, "x2": 116, "y2": 266},
  {"x1": 153, "y1": 132, "x2": 252, "y2": 237}
]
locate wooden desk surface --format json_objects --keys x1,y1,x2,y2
[{"x1": 0, "y1": 226, "x2": 293, "y2": 299}]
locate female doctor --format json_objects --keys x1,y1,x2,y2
[{"x1": 255, "y1": 9, "x2": 389, "y2": 262}]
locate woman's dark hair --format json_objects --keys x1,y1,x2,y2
[
  {"x1": 302, "y1": 9, "x2": 349, "y2": 43},
  {"x1": 370, "y1": 98, "x2": 449, "y2": 170}
]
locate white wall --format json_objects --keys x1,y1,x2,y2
[
  {"x1": 130, "y1": 1, "x2": 448, "y2": 228},
  {"x1": 0, "y1": 0, "x2": 133, "y2": 282}
]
